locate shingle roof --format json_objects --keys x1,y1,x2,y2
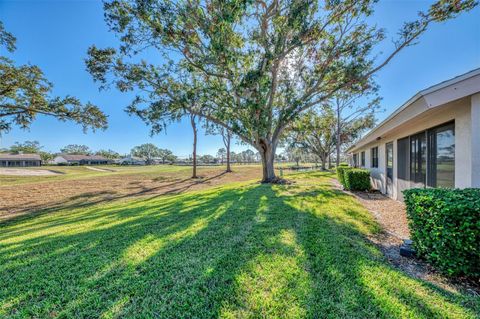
[
  {"x1": 0, "y1": 153, "x2": 42, "y2": 161},
  {"x1": 57, "y1": 154, "x2": 111, "y2": 161}
]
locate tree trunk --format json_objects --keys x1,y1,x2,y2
[
  {"x1": 328, "y1": 155, "x2": 332, "y2": 169},
  {"x1": 321, "y1": 155, "x2": 327, "y2": 171},
  {"x1": 336, "y1": 104, "x2": 341, "y2": 167},
  {"x1": 258, "y1": 139, "x2": 277, "y2": 183},
  {"x1": 190, "y1": 114, "x2": 197, "y2": 178},
  {"x1": 226, "y1": 131, "x2": 232, "y2": 172}
]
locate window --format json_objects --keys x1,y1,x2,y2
[
  {"x1": 353, "y1": 153, "x2": 358, "y2": 167},
  {"x1": 410, "y1": 132, "x2": 427, "y2": 184},
  {"x1": 397, "y1": 137, "x2": 409, "y2": 180},
  {"x1": 371, "y1": 147, "x2": 378, "y2": 168},
  {"x1": 386, "y1": 142, "x2": 393, "y2": 180},
  {"x1": 427, "y1": 123, "x2": 455, "y2": 187},
  {"x1": 361, "y1": 151, "x2": 365, "y2": 167}
]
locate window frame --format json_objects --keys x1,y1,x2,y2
[
  {"x1": 360, "y1": 151, "x2": 365, "y2": 167},
  {"x1": 427, "y1": 121, "x2": 455, "y2": 188},
  {"x1": 371, "y1": 147, "x2": 378, "y2": 168},
  {"x1": 397, "y1": 137, "x2": 410, "y2": 181},
  {"x1": 353, "y1": 153, "x2": 358, "y2": 167},
  {"x1": 397, "y1": 120, "x2": 455, "y2": 188},
  {"x1": 410, "y1": 131, "x2": 427, "y2": 185}
]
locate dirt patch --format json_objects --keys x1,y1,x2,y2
[
  {"x1": 0, "y1": 168, "x2": 62, "y2": 176},
  {"x1": 0, "y1": 166, "x2": 261, "y2": 221},
  {"x1": 331, "y1": 178, "x2": 479, "y2": 296}
]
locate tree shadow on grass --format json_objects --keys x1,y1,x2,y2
[
  {"x1": 0, "y1": 172, "x2": 230, "y2": 228},
  {"x1": 0, "y1": 173, "x2": 478, "y2": 318}
]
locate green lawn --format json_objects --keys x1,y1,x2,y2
[
  {"x1": 0, "y1": 172, "x2": 478, "y2": 318},
  {"x1": 0, "y1": 165, "x2": 193, "y2": 186}
]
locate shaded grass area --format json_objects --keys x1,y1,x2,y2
[{"x1": 0, "y1": 172, "x2": 478, "y2": 318}]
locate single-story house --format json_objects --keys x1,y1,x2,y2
[
  {"x1": 53, "y1": 154, "x2": 113, "y2": 165},
  {"x1": 348, "y1": 68, "x2": 480, "y2": 201},
  {"x1": 118, "y1": 156, "x2": 146, "y2": 165},
  {"x1": 0, "y1": 153, "x2": 42, "y2": 167}
]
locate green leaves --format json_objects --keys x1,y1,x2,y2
[
  {"x1": 88, "y1": 0, "x2": 476, "y2": 181},
  {"x1": 336, "y1": 165, "x2": 350, "y2": 187},
  {"x1": 60, "y1": 144, "x2": 91, "y2": 155},
  {"x1": 0, "y1": 24, "x2": 108, "y2": 133},
  {"x1": 85, "y1": 46, "x2": 117, "y2": 87},
  {"x1": 343, "y1": 168, "x2": 370, "y2": 191},
  {"x1": 130, "y1": 143, "x2": 170, "y2": 163},
  {"x1": 403, "y1": 188, "x2": 480, "y2": 278},
  {"x1": 0, "y1": 21, "x2": 16, "y2": 52},
  {"x1": 8, "y1": 140, "x2": 43, "y2": 154}
]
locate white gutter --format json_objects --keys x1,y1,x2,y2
[{"x1": 348, "y1": 68, "x2": 480, "y2": 153}]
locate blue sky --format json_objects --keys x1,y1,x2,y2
[{"x1": 1, "y1": 0, "x2": 479, "y2": 156}]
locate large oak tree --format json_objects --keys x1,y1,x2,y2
[{"x1": 86, "y1": 0, "x2": 476, "y2": 182}]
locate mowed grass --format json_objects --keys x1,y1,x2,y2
[
  {"x1": 0, "y1": 172, "x2": 478, "y2": 318},
  {"x1": 0, "y1": 165, "x2": 194, "y2": 186}
]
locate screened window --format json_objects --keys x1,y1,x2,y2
[
  {"x1": 410, "y1": 132, "x2": 427, "y2": 184},
  {"x1": 386, "y1": 142, "x2": 393, "y2": 180},
  {"x1": 428, "y1": 123, "x2": 455, "y2": 187},
  {"x1": 371, "y1": 147, "x2": 378, "y2": 168},
  {"x1": 361, "y1": 151, "x2": 365, "y2": 167},
  {"x1": 397, "y1": 137, "x2": 409, "y2": 180}
]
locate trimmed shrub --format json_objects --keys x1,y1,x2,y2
[
  {"x1": 336, "y1": 165, "x2": 351, "y2": 187},
  {"x1": 344, "y1": 169, "x2": 371, "y2": 191},
  {"x1": 403, "y1": 188, "x2": 480, "y2": 277}
]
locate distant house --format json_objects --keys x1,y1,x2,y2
[
  {"x1": 118, "y1": 156, "x2": 146, "y2": 165},
  {"x1": 348, "y1": 68, "x2": 480, "y2": 201},
  {"x1": 53, "y1": 154, "x2": 113, "y2": 165},
  {"x1": 0, "y1": 153, "x2": 42, "y2": 167}
]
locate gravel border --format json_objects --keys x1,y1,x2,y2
[{"x1": 331, "y1": 178, "x2": 479, "y2": 296}]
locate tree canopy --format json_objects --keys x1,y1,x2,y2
[
  {"x1": 95, "y1": 149, "x2": 121, "y2": 159},
  {"x1": 131, "y1": 143, "x2": 161, "y2": 164},
  {"x1": 87, "y1": 0, "x2": 476, "y2": 182},
  {"x1": 287, "y1": 109, "x2": 336, "y2": 169},
  {"x1": 158, "y1": 148, "x2": 177, "y2": 163},
  {"x1": 8, "y1": 140, "x2": 42, "y2": 154},
  {"x1": 0, "y1": 21, "x2": 108, "y2": 133},
  {"x1": 60, "y1": 144, "x2": 91, "y2": 155}
]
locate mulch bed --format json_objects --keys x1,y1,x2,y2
[{"x1": 331, "y1": 178, "x2": 479, "y2": 297}]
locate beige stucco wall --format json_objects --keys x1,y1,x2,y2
[
  {"x1": 471, "y1": 93, "x2": 480, "y2": 187},
  {"x1": 351, "y1": 96, "x2": 473, "y2": 200}
]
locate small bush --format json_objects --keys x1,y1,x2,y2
[
  {"x1": 336, "y1": 166, "x2": 351, "y2": 187},
  {"x1": 344, "y1": 169, "x2": 371, "y2": 191},
  {"x1": 338, "y1": 162, "x2": 349, "y2": 167},
  {"x1": 403, "y1": 188, "x2": 480, "y2": 278}
]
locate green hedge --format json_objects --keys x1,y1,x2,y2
[
  {"x1": 344, "y1": 169, "x2": 371, "y2": 191},
  {"x1": 403, "y1": 188, "x2": 480, "y2": 277},
  {"x1": 336, "y1": 166, "x2": 351, "y2": 187}
]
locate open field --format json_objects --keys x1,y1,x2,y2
[
  {"x1": 0, "y1": 165, "x2": 263, "y2": 219},
  {"x1": 0, "y1": 171, "x2": 478, "y2": 318},
  {"x1": 0, "y1": 165, "x2": 198, "y2": 186}
]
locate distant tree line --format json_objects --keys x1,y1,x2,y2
[{"x1": 1, "y1": 140, "x2": 265, "y2": 166}]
